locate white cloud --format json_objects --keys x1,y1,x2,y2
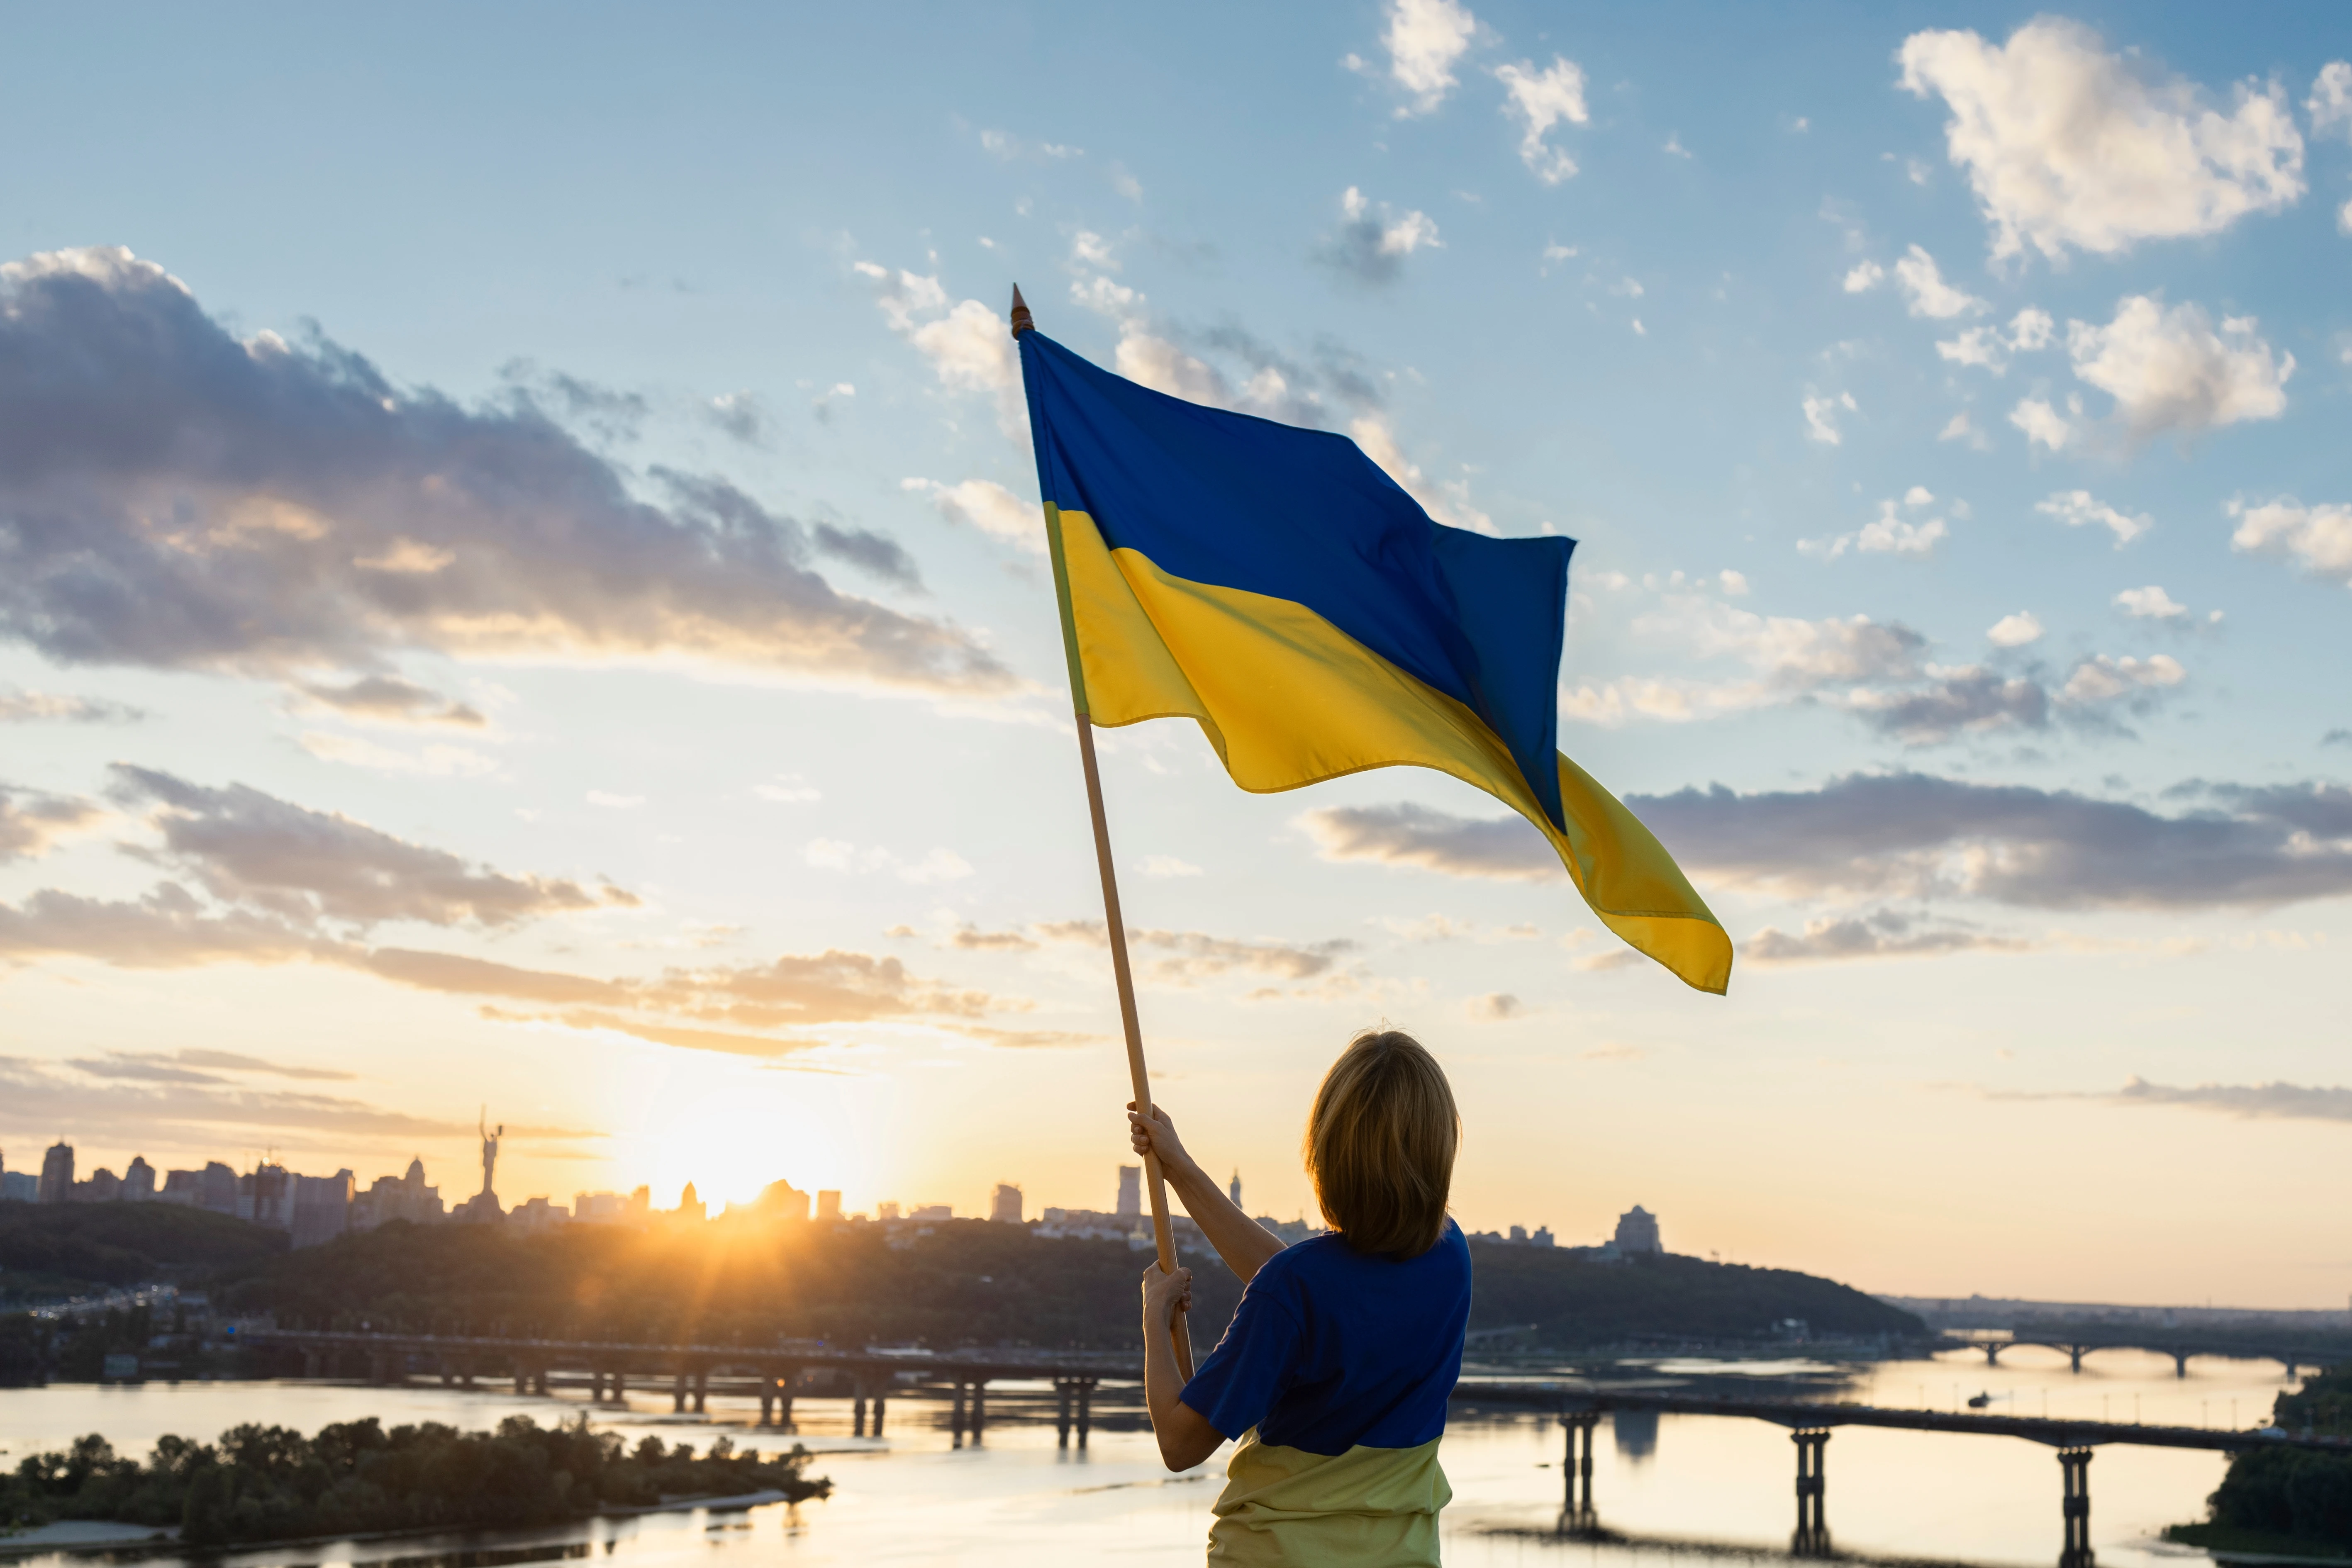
[
  {"x1": 858, "y1": 263, "x2": 1021, "y2": 436},
  {"x1": 2115, "y1": 585, "x2": 2188, "y2": 621},
  {"x1": 806, "y1": 839, "x2": 974, "y2": 884},
  {"x1": 1349, "y1": 414, "x2": 1493, "y2": 534},
  {"x1": 1938, "y1": 307, "x2": 2057, "y2": 374},
  {"x1": 1898, "y1": 18, "x2": 2305, "y2": 263},
  {"x1": 2066, "y1": 295, "x2": 2291, "y2": 439},
  {"x1": 2010, "y1": 308, "x2": 2055, "y2": 351},
  {"x1": 2037, "y1": 489, "x2": 2152, "y2": 547},
  {"x1": 903, "y1": 477, "x2": 1043, "y2": 554},
  {"x1": 1070, "y1": 230, "x2": 1118, "y2": 270},
  {"x1": 1938, "y1": 411, "x2": 1988, "y2": 448},
  {"x1": 1560, "y1": 598, "x2": 1925, "y2": 724},
  {"x1": 1320, "y1": 187, "x2": 1443, "y2": 284},
  {"x1": 1802, "y1": 494, "x2": 1950, "y2": 560},
  {"x1": 1842, "y1": 260, "x2": 1885, "y2": 292},
  {"x1": 1987, "y1": 611, "x2": 2043, "y2": 647},
  {"x1": 1382, "y1": 0, "x2": 1478, "y2": 116},
  {"x1": 1142, "y1": 855, "x2": 1202, "y2": 878},
  {"x1": 1892, "y1": 245, "x2": 1987, "y2": 318},
  {"x1": 297, "y1": 733, "x2": 498, "y2": 779},
  {"x1": 1718, "y1": 570, "x2": 1750, "y2": 597},
  {"x1": 2309, "y1": 62, "x2": 2352, "y2": 139},
  {"x1": 2060, "y1": 653, "x2": 2185, "y2": 705},
  {"x1": 2229, "y1": 497, "x2": 2352, "y2": 587},
  {"x1": 978, "y1": 129, "x2": 1080, "y2": 162},
  {"x1": 1802, "y1": 391, "x2": 1856, "y2": 445},
  {"x1": 753, "y1": 775, "x2": 821, "y2": 804},
  {"x1": 1495, "y1": 56, "x2": 1589, "y2": 183},
  {"x1": 2009, "y1": 396, "x2": 2075, "y2": 451}
]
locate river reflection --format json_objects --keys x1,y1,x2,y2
[{"x1": 0, "y1": 1346, "x2": 2303, "y2": 1566}]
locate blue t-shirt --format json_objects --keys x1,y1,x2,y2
[{"x1": 1179, "y1": 1220, "x2": 1472, "y2": 1456}]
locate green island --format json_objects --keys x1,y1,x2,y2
[
  {"x1": 1, "y1": 1416, "x2": 829, "y2": 1547},
  {"x1": 2166, "y1": 1364, "x2": 2352, "y2": 1556}
]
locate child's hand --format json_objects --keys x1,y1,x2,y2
[
  {"x1": 1126, "y1": 1101, "x2": 1197, "y2": 1179},
  {"x1": 1141, "y1": 1261, "x2": 1193, "y2": 1327}
]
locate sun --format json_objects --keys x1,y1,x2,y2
[{"x1": 597, "y1": 1056, "x2": 878, "y2": 1213}]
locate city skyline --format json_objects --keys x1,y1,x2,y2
[{"x1": 2, "y1": 6, "x2": 2348, "y2": 1309}]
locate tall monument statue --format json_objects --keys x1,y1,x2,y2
[
  {"x1": 455, "y1": 1108, "x2": 505, "y2": 1223},
  {"x1": 478, "y1": 1108, "x2": 502, "y2": 1200}
]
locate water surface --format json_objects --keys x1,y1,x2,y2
[{"x1": 0, "y1": 1346, "x2": 2301, "y2": 1566}]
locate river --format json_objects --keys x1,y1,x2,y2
[{"x1": 0, "y1": 1346, "x2": 2304, "y2": 1566}]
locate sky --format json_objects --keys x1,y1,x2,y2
[{"x1": 1, "y1": 2, "x2": 2348, "y2": 1309}]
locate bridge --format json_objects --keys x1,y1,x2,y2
[
  {"x1": 236, "y1": 1328, "x2": 1133, "y2": 1445},
  {"x1": 1945, "y1": 1326, "x2": 2350, "y2": 1380},
  {"x1": 1451, "y1": 1383, "x2": 2350, "y2": 1564}
]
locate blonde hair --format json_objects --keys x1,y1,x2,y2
[{"x1": 1304, "y1": 1028, "x2": 1459, "y2": 1259}]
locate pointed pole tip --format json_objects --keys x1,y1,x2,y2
[{"x1": 1009, "y1": 284, "x2": 1034, "y2": 338}]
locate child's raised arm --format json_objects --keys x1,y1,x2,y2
[{"x1": 1127, "y1": 1102, "x2": 1288, "y2": 1285}]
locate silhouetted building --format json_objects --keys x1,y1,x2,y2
[
  {"x1": 510, "y1": 1196, "x2": 568, "y2": 1233},
  {"x1": 876, "y1": 1201, "x2": 901, "y2": 1222},
  {"x1": 1509, "y1": 1225, "x2": 1528, "y2": 1244},
  {"x1": 1229, "y1": 1171, "x2": 1243, "y2": 1208},
  {"x1": 1615, "y1": 1205, "x2": 1662, "y2": 1255},
  {"x1": 160, "y1": 1161, "x2": 240, "y2": 1214},
  {"x1": 290, "y1": 1171, "x2": 354, "y2": 1247},
  {"x1": 122, "y1": 1157, "x2": 156, "y2": 1202},
  {"x1": 677, "y1": 1183, "x2": 706, "y2": 1222},
  {"x1": 755, "y1": 1179, "x2": 811, "y2": 1221},
  {"x1": 573, "y1": 1191, "x2": 634, "y2": 1224},
  {"x1": 77, "y1": 1167, "x2": 121, "y2": 1202},
  {"x1": 908, "y1": 1203, "x2": 951, "y2": 1222},
  {"x1": 1117, "y1": 1164, "x2": 1141, "y2": 1218},
  {"x1": 0, "y1": 1171, "x2": 32, "y2": 1202},
  {"x1": 353, "y1": 1158, "x2": 444, "y2": 1230},
  {"x1": 1038, "y1": 1207, "x2": 1134, "y2": 1241},
  {"x1": 1532, "y1": 1226, "x2": 1555, "y2": 1247},
  {"x1": 816, "y1": 1189, "x2": 842, "y2": 1222},
  {"x1": 990, "y1": 1183, "x2": 1022, "y2": 1223},
  {"x1": 240, "y1": 1163, "x2": 290, "y2": 1227},
  {"x1": 39, "y1": 1142, "x2": 73, "y2": 1204}
]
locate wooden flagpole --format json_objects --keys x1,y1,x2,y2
[{"x1": 1012, "y1": 285, "x2": 1194, "y2": 1382}]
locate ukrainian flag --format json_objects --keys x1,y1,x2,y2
[{"x1": 1017, "y1": 329, "x2": 1731, "y2": 995}]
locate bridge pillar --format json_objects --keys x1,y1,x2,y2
[
  {"x1": 2173, "y1": 1352, "x2": 2188, "y2": 1380},
  {"x1": 1559, "y1": 1412, "x2": 1599, "y2": 1535},
  {"x1": 673, "y1": 1371, "x2": 690, "y2": 1413},
  {"x1": 302, "y1": 1349, "x2": 322, "y2": 1379},
  {"x1": 1791, "y1": 1429, "x2": 1831, "y2": 1558},
  {"x1": 759, "y1": 1388, "x2": 774, "y2": 1426},
  {"x1": 853, "y1": 1379, "x2": 867, "y2": 1439},
  {"x1": 2058, "y1": 1447, "x2": 2094, "y2": 1568},
  {"x1": 774, "y1": 1375, "x2": 794, "y2": 1428},
  {"x1": 1983, "y1": 1343, "x2": 2002, "y2": 1366},
  {"x1": 693, "y1": 1369, "x2": 708, "y2": 1415},
  {"x1": 1076, "y1": 1379, "x2": 1094, "y2": 1449},
  {"x1": 611, "y1": 1368, "x2": 627, "y2": 1403},
  {"x1": 590, "y1": 1368, "x2": 605, "y2": 1402},
  {"x1": 369, "y1": 1351, "x2": 391, "y2": 1386},
  {"x1": 970, "y1": 1380, "x2": 987, "y2": 1442},
  {"x1": 951, "y1": 1381, "x2": 967, "y2": 1446},
  {"x1": 1055, "y1": 1380, "x2": 1073, "y2": 1448},
  {"x1": 532, "y1": 1365, "x2": 549, "y2": 1396},
  {"x1": 2069, "y1": 1345, "x2": 2084, "y2": 1374},
  {"x1": 514, "y1": 1364, "x2": 529, "y2": 1395}
]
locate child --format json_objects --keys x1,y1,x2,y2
[{"x1": 1129, "y1": 1028, "x2": 1471, "y2": 1566}]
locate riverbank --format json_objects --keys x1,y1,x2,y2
[{"x1": 0, "y1": 1415, "x2": 826, "y2": 1551}]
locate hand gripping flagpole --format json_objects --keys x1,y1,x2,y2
[{"x1": 1012, "y1": 285, "x2": 1194, "y2": 1382}]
